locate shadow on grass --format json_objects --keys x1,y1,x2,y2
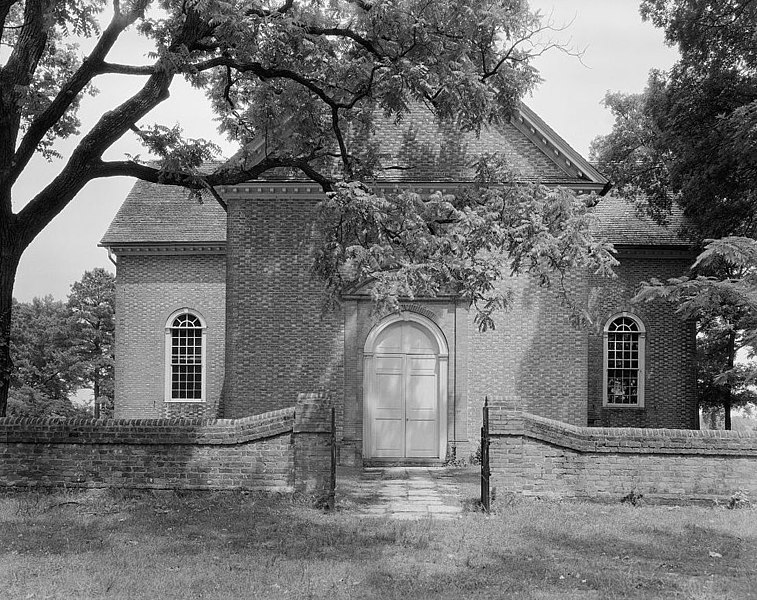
[{"x1": 3, "y1": 489, "x2": 757, "y2": 599}]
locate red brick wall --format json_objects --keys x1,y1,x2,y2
[
  {"x1": 114, "y1": 253, "x2": 226, "y2": 419},
  {"x1": 0, "y1": 396, "x2": 335, "y2": 494},
  {"x1": 0, "y1": 409, "x2": 295, "y2": 490},
  {"x1": 588, "y1": 251, "x2": 698, "y2": 429},
  {"x1": 223, "y1": 197, "x2": 344, "y2": 418},
  {"x1": 466, "y1": 274, "x2": 589, "y2": 441},
  {"x1": 489, "y1": 407, "x2": 757, "y2": 503}
]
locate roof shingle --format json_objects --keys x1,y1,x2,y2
[{"x1": 100, "y1": 180, "x2": 226, "y2": 245}]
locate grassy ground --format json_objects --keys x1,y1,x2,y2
[{"x1": 1, "y1": 483, "x2": 755, "y2": 599}]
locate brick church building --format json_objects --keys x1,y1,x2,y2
[{"x1": 101, "y1": 104, "x2": 698, "y2": 464}]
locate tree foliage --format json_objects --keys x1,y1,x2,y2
[
  {"x1": 7, "y1": 269, "x2": 115, "y2": 418},
  {"x1": 593, "y1": 0, "x2": 757, "y2": 240},
  {"x1": 8, "y1": 296, "x2": 88, "y2": 417},
  {"x1": 67, "y1": 267, "x2": 115, "y2": 417},
  {"x1": 633, "y1": 237, "x2": 757, "y2": 427},
  {"x1": 0, "y1": 0, "x2": 598, "y2": 415},
  {"x1": 313, "y1": 164, "x2": 617, "y2": 331}
]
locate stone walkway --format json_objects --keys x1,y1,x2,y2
[{"x1": 337, "y1": 466, "x2": 477, "y2": 519}]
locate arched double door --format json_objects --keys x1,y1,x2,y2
[{"x1": 363, "y1": 314, "x2": 448, "y2": 460}]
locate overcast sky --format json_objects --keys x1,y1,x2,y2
[{"x1": 12, "y1": 0, "x2": 678, "y2": 301}]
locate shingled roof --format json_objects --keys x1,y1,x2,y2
[
  {"x1": 101, "y1": 180, "x2": 227, "y2": 245},
  {"x1": 593, "y1": 196, "x2": 689, "y2": 247}
]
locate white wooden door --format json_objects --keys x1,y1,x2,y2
[
  {"x1": 372, "y1": 355, "x2": 405, "y2": 457},
  {"x1": 369, "y1": 322, "x2": 440, "y2": 459},
  {"x1": 405, "y1": 356, "x2": 439, "y2": 457}
]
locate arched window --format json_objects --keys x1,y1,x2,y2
[
  {"x1": 165, "y1": 309, "x2": 207, "y2": 402},
  {"x1": 603, "y1": 313, "x2": 645, "y2": 407}
]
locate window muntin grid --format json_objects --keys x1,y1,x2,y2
[
  {"x1": 604, "y1": 315, "x2": 644, "y2": 406},
  {"x1": 170, "y1": 313, "x2": 203, "y2": 400}
]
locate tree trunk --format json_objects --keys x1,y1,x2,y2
[
  {"x1": 93, "y1": 370, "x2": 100, "y2": 419},
  {"x1": 725, "y1": 329, "x2": 736, "y2": 431},
  {"x1": 0, "y1": 247, "x2": 21, "y2": 417}
]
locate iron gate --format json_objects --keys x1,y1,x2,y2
[{"x1": 480, "y1": 396, "x2": 490, "y2": 511}]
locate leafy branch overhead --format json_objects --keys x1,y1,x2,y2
[
  {"x1": 0, "y1": 0, "x2": 588, "y2": 416},
  {"x1": 633, "y1": 237, "x2": 757, "y2": 426},
  {"x1": 312, "y1": 160, "x2": 618, "y2": 331}
]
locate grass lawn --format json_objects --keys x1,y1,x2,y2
[{"x1": 1, "y1": 483, "x2": 756, "y2": 599}]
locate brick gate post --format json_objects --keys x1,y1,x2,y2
[{"x1": 293, "y1": 393, "x2": 334, "y2": 503}]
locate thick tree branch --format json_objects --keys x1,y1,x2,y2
[
  {"x1": 304, "y1": 26, "x2": 384, "y2": 57},
  {"x1": 12, "y1": 0, "x2": 223, "y2": 246},
  {"x1": 14, "y1": 64, "x2": 175, "y2": 248},
  {"x1": 0, "y1": 0, "x2": 51, "y2": 178},
  {"x1": 8, "y1": 6, "x2": 146, "y2": 189},
  {"x1": 97, "y1": 62, "x2": 156, "y2": 76},
  {"x1": 0, "y1": 0, "x2": 51, "y2": 86},
  {"x1": 93, "y1": 153, "x2": 335, "y2": 195}
]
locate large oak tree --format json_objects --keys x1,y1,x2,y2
[{"x1": 0, "y1": 0, "x2": 615, "y2": 416}]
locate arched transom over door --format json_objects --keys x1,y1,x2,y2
[{"x1": 363, "y1": 315, "x2": 448, "y2": 460}]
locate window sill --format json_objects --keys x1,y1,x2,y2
[{"x1": 165, "y1": 399, "x2": 206, "y2": 403}]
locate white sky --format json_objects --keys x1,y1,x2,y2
[{"x1": 11, "y1": 0, "x2": 678, "y2": 301}]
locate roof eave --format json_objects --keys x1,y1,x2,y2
[{"x1": 513, "y1": 103, "x2": 609, "y2": 186}]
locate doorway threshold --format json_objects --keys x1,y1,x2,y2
[{"x1": 363, "y1": 458, "x2": 445, "y2": 468}]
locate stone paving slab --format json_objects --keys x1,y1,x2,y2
[{"x1": 337, "y1": 466, "x2": 478, "y2": 519}]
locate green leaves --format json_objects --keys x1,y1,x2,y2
[
  {"x1": 7, "y1": 269, "x2": 115, "y2": 418},
  {"x1": 598, "y1": 1, "x2": 757, "y2": 240},
  {"x1": 633, "y1": 236, "x2": 757, "y2": 420},
  {"x1": 311, "y1": 159, "x2": 617, "y2": 331}
]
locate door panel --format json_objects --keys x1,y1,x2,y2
[
  {"x1": 405, "y1": 357, "x2": 438, "y2": 457},
  {"x1": 373, "y1": 418, "x2": 404, "y2": 456},
  {"x1": 372, "y1": 356, "x2": 405, "y2": 457}
]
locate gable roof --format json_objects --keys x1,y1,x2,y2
[
  {"x1": 340, "y1": 103, "x2": 606, "y2": 186},
  {"x1": 102, "y1": 104, "x2": 685, "y2": 249}
]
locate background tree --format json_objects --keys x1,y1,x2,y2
[
  {"x1": 589, "y1": 79, "x2": 674, "y2": 225},
  {"x1": 0, "y1": 0, "x2": 599, "y2": 416},
  {"x1": 593, "y1": 0, "x2": 757, "y2": 240},
  {"x1": 634, "y1": 237, "x2": 757, "y2": 429},
  {"x1": 67, "y1": 268, "x2": 115, "y2": 418},
  {"x1": 7, "y1": 296, "x2": 89, "y2": 417}
]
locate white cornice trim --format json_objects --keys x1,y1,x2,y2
[
  {"x1": 105, "y1": 243, "x2": 226, "y2": 256},
  {"x1": 612, "y1": 245, "x2": 694, "y2": 260},
  {"x1": 512, "y1": 103, "x2": 609, "y2": 186},
  {"x1": 218, "y1": 180, "x2": 606, "y2": 200}
]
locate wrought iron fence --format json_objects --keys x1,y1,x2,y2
[
  {"x1": 328, "y1": 406, "x2": 336, "y2": 510},
  {"x1": 480, "y1": 396, "x2": 491, "y2": 512}
]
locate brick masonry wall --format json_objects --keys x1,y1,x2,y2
[
  {"x1": 488, "y1": 406, "x2": 757, "y2": 503},
  {"x1": 223, "y1": 197, "x2": 344, "y2": 419},
  {"x1": 0, "y1": 396, "x2": 335, "y2": 493},
  {"x1": 114, "y1": 253, "x2": 226, "y2": 420},
  {"x1": 588, "y1": 251, "x2": 697, "y2": 429},
  {"x1": 466, "y1": 274, "x2": 589, "y2": 448},
  {"x1": 0, "y1": 409, "x2": 295, "y2": 491}
]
